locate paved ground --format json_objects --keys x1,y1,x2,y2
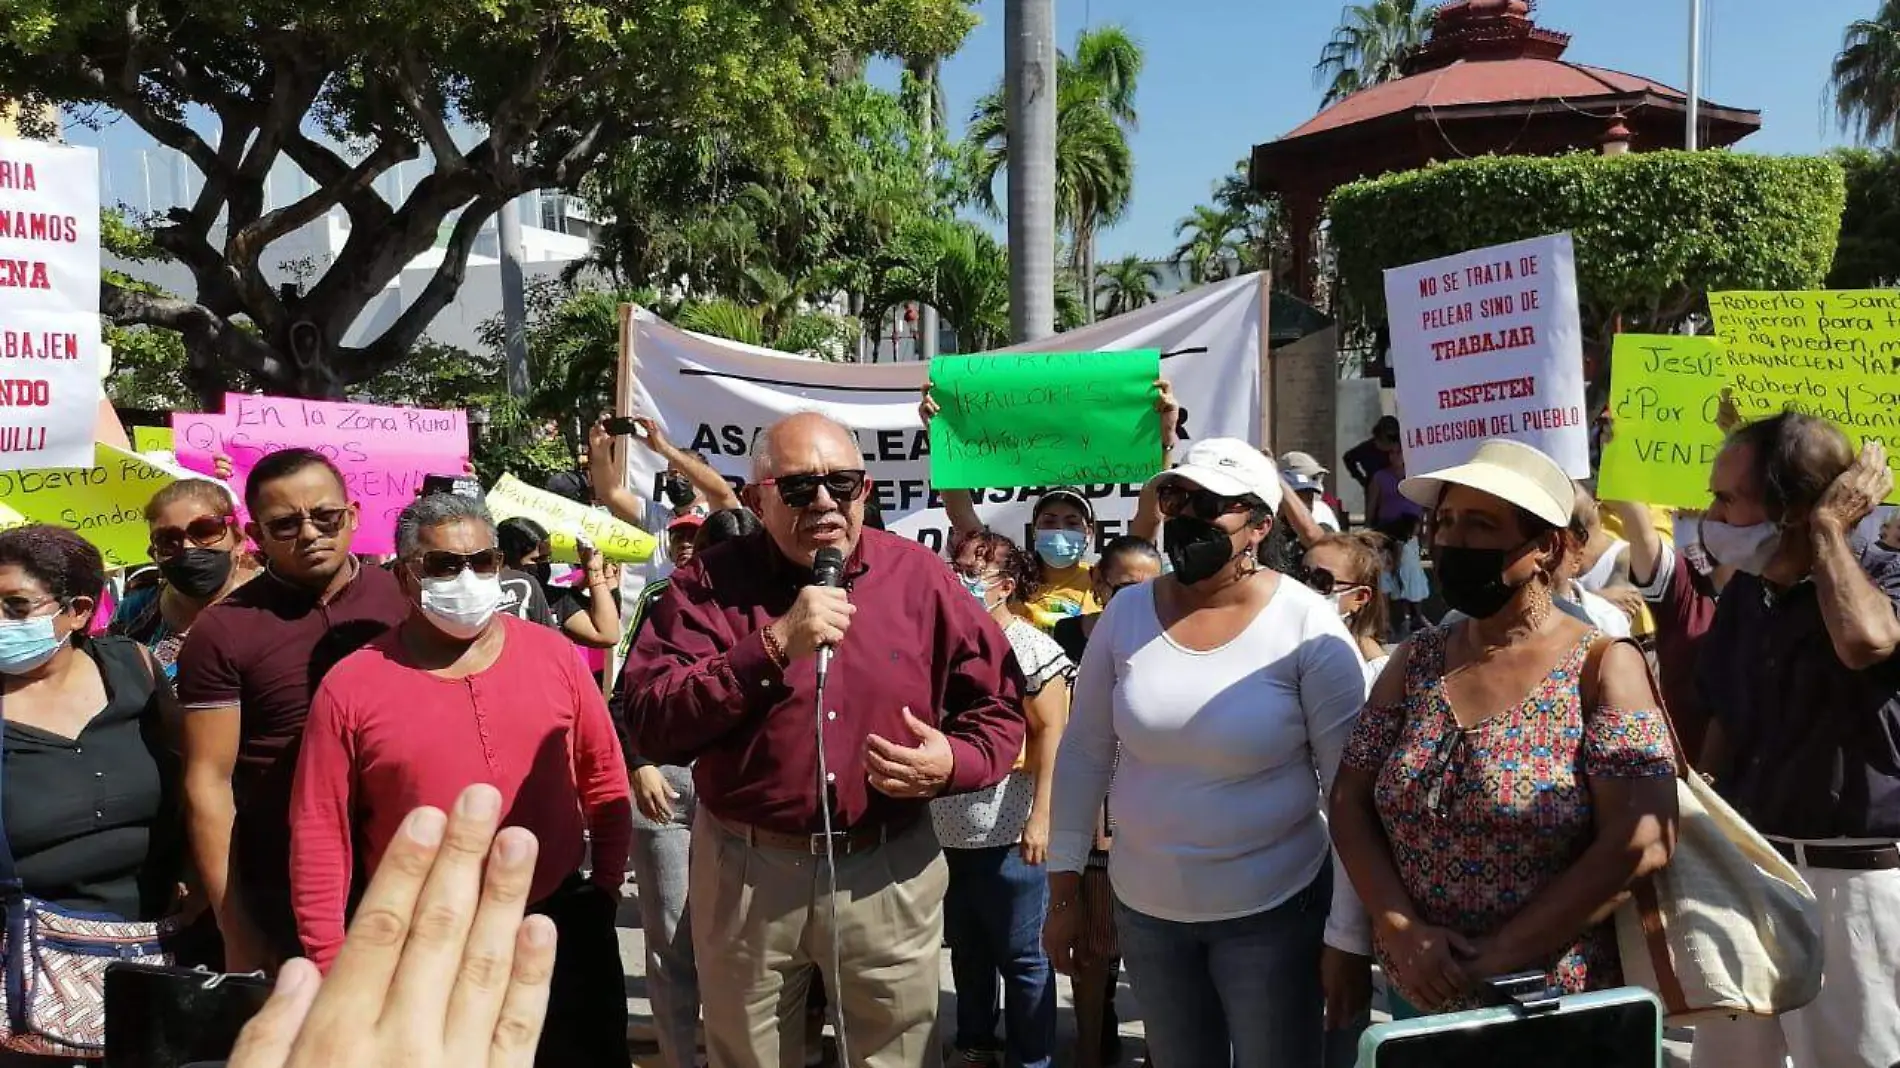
[{"x1": 614, "y1": 887, "x2": 1690, "y2": 1067}]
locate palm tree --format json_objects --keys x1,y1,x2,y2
[
  {"x1": 972, "y1": 24, "x2": 1143, "y2": 323},
  {"x1": 1004, "y1": 0, "x2": 1058, "y2": 341},
  {"x1": 1312, "y1": 0, "x2": 1434, "y2": 107},
  {"x1": 1096, "y1": 255, "x2": 1161, "y2": 317},
  {"x1": 1830, "y1": 0, "x2": 1900, "y2": 145},
  {"x1": 1172, "y1": 205, "x2": 1244, "y2": 285}
]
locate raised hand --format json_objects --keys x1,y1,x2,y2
[{"x1": 225, "y1": 784, "x2": 555, "y2": 1068}]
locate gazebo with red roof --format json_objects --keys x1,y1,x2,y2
[{"x1": 1251, "y1": 0, "x2": 1761, "y2": 301}]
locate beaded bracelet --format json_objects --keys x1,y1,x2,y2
[{"x1": 760, "y1": 622, "x2": 789, "y2": 669}]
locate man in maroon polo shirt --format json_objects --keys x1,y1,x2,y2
[
  {"x1": 176, "y1": 447, "x2": 411, "y2": 971},
  {"x1": 622, "y1": 412, "x2": 1028, "y2": 1068}
]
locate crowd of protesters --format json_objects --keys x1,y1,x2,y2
[{"x1": 0, "y1": 382, "x2": 1895, "y2": 1068}]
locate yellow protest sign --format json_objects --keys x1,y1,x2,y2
[
  {"x1": 1707, "y1": 290, "x2": 1900, "y2": 501},
  {"x1": 132, "y1": 426, "x2": 174, "y2": 454},
  {"x1": 0, "y1": 443, "x2": 180, "y2": 567},
  {"x1": 1597, "y1": 335, "x2": 1729, "y2": 510},
  {"x1": 485, "y1": 474, "x2": 656, "y2": 565}
]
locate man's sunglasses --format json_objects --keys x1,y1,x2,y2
[
  {"x1": 151, "y1": 515, "x2": 237, "y2": 558},
  {"x1": 1156, "y1": 484, "x2": 1253, "y2": 522},
  {"x1": 759, "y1": 470, "x2": 868, "y2": 509},
  {"x1": 410, "y1": 548, "x2": 505, "y2": 580},
  {"x1": 257, "y1": 507, "x2": 351, "y2": 542},
  {"x1": 1301, "y1": 567, "x2": 1369, "y2": 598}
]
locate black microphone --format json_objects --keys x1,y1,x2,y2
[{"x1": 811, "y1": 547, "x2": 847, "y2": 688}]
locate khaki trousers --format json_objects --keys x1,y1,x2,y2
[{"x1": 690, "y1": 809, "x2": 948, "y2": 1068}]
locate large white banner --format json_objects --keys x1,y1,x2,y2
[
  {"x1": 622, "y1": 273, "x2": 1266, "y2": 557},
  {"x1": 0, "y1": 139, "x2": 103, "y2": 470},
  {"x1": 1383, "y1": 233, "x2": 1589, "y2": 478}
]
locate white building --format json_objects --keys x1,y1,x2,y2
[{"x1": 96, "y1": 145, "x2": 600, "y2": 355}]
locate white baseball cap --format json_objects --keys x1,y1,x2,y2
[
  {"x1": 1146, "y1": 438, "x2": 1285, "y2": 514},
  {"x1": 1399, "y1": 439, "x2": 1575, "y2": 529}
]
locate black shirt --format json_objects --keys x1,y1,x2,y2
[
  {"x1": 1, "y1": 637, "x2": 181, "y2": 920},
  {"x1": 1052, "y1": 614, "x2": 1089, "y2": 667},
  {"x1": 1698, "y1": 539, "x2": 1900, "y2": 838},
  {"x1": 498, "y1": 569, "x2": 555, "y2": 628}
]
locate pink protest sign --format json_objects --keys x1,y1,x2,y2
[{"x1": 172, "y1": 394, "x2": 469, "y2": 555}]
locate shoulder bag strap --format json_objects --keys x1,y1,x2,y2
[{"x1": 1579, "y1": 634, "x2": 1692, "y2": 783}]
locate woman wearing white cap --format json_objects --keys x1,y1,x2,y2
[
  {"x1": 1046, "y1": 438, "x2": 1373, "y2": 1067},
  {"x1": 1329, "y1": 439, "x2": 1679, "y2": 1017}
]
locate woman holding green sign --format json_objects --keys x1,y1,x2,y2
[{"x1": 919, "y1": 382, "x2": 1176, "y2": 634}]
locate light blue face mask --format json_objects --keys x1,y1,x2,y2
[
  {"x1": 0, "y1": 614, "x2": 66, "y2": 675},
  {"x1": 960, "y1": 573, "x2": 992, "y2": 604},
  {"x1": 1034, "y1": 529, "x2": 1088, "y2": 569}
]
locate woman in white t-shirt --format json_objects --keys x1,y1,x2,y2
[
  {"x1": 1046, "y1": 439, "x2": 1373, "y2": 1068},
  {"x1": 931, "y1": 531, "x2": 1073, "y2": 1068}
]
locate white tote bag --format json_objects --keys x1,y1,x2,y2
[{"x1": 1585, "y1": 639, "x2": 1824, "y2": 1024}]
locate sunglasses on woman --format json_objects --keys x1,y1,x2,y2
[
  {"x1": 759, "y1": 469, "x2": 868, "y2": 509},
  {"x1": 410, "y1": 548, "x2": 506, "y2": 580},
  {"x1": 1300, "y1": 567, "x2": 1370, "y2": 598},
  {"x1": 150, "y1": 515, "x2": 237, "y2": 558},
  {"x1": 1156, "y1": 484, "x2": 1252, "y2": 522},
  {"x1": 258, "y1": 506, "x2": 351, "y2": 542}
]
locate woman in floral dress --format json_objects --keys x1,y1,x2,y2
[{"x1": 1329, "y1": 439, "x2": 1679, "y2": 1015}]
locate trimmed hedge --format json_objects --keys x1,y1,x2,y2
[{"x1": 1327, "y1": 151, "x2": 1846, "y2": 339}]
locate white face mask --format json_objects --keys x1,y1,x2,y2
[
  {"x1": 1699, "y1": 520, "x2": 1781, "y2": 576},
  {"x1": 419, "y1": 569, "x2": 504, "y2": 639}
]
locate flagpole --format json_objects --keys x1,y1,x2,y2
[{"x1": 1686, "y1": 0, "x2": 1703, "y2": 150}]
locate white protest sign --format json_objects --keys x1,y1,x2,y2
[
  {"x1": 0, "y1": 139, "x2": 103, "y2": 470},
  {"x1": 619, "y1": 273, "x2": 1267, "y2": 560},
  {"x1": 1383, "y1": 233, "x2": 1589, "y2": 477}
]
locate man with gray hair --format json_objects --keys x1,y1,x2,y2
[
  {"x1": 289, "y1": 492, "x2": 634, "y2": 1068},
  {"x1": 624, "y1": 411, "x2": 1028, "y2": 1068}
]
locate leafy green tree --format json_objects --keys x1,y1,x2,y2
[
  {"x1": 1830, "y1": 147, "x2": 1900, "y2": 286},
  {"x1": 1327, "y1": 152, "x2": 1847, "y2": 365},
  {"x1": 1212, "y1": 158, "x2": 1291, "y2": 282},
  {"x1": 1830, "y1": 0, "x2": 1900, "y2": 145},
  {"x1": 2, "y1": 0, "x2": 973, "y2": 400},
  {"x1": 581, "y1": 79, "x2": 956, "y2": 354},
  {"x1": 1095, "y1": 254, "x2": 1161, "y2": 317},
  {"x1": 1313, "y1": 0, "x2": 1434, "y2": 107},
  {"x1": 1171, "y1": 205, "x2": 1244, "y2": 285},
  {"x1": 969, "y1": 25, "x2": 1143, "y2": 319}
]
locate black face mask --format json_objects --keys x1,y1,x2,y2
[
  {"x1": 1435, "y1": 541, "x2": 1534, "y2": 620},
  {"x1": 159, "y1": 547, "x2": 235, "y2": 600},
  {"x1": 1163, "y1": 515, "x2": 1239, "y2": 586},
  {"x1": 661, "y1": 474, "x2": 694, "y2": 508},
  {"x1": 529, "y1": 561, "x2": 552, "y2": 587}
]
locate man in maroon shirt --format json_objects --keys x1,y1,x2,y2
[
  {"x1": 622, "y1": 412, "x2": 1027, "y2": 1068},
  {"x1": 176, "y1": 448, "x2": 411, "y2": 970},
  {"x1": 291, "y1": 492, "x2": 633, "y2": 1068}
]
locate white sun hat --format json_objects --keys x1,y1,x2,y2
[{"x1": 1399, "y1": 438, "x2": 1574, "y2": 529}]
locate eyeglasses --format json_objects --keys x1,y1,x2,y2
[
  {"x1": 1156, "y1": 484, "x2": 1252, "y2": 522},
  {"x1": 150, "y1": 515, "x2": 237, "y2": 558},
  {"x1": 759, "y1": 470, "x2": 868, "y2": 509},
  {"x1": 258, "y1": 507, "x2": 351, "y2": 542},
  {"x1": 410, "y1": 548, "x2": 506, "y2": 580},
  {"x1": 0, "y1": 596, "x2": 59, "y2": 622},
  {"x1": 1423, "y1": 727, "x2": 1469, "y2": 818},
  {"x1": 1301, "y1": 567, "x2": 1370, "y2": 598}
]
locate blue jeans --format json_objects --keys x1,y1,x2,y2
[
  {"x1": 942, "y1": 845, "x2": 1056, "y2": 1068},
  {"x1": 1116, "y1": 869, "x2": 1363, "y2": 1068}
]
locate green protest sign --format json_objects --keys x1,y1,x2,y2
[
  {"x1": 927, "y1": 350, "x2": 1162, "y2": 490},
  {"x1": 1596, "y1": 335, "x2": 1729, "y2": 510}
]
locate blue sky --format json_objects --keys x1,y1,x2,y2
[{"x1": 920, "y1": 0, "x2": 1873, "y2": 260}]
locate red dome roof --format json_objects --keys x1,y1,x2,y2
[{"x1": 1283, "y1": 59, "x2": 1685, "y2": 141}]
